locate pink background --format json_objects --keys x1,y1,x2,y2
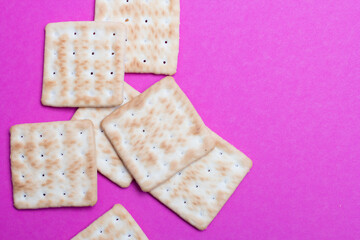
[{"x1": 0, "y1": 0, "x2": 359, "y2": 239}]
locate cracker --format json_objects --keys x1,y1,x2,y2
[
  {"x1": 42, "y1": 21, "x2": 126, "y2": 107},
  {"x1": 10, "y1": 120, "x2": 97, "y2": 209},
  {"x1": 95, "y1": 0, "x2": 180, "y2": 75},
  {"x1": 101, "y1": 76, "x2": 215, "y2": 192},
  {"x1": 150, "y1": 130, "x2": 253, "y2": 230},
  {"x1": 72, "y1": 204, "x2": 148, "y2": 240},
  {"x1": 72, "y1": 83, "x2": 140, "y2": 188}
]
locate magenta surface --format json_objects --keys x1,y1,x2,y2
[{"x1": 1, "y1": 0, "x2": 360, "y2": 239}]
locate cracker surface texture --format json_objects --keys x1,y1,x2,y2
[
  {"x1": 72, "y1": 83, "x2": 140, "y2": 188},
  {"x1": 102, "y1": 76, "x2": 215, "y2": 192},
  {"x1": 95, "y1": 0, "x2": 180, "y2": 75},
  {"x1": 10, "y1": 120, "x2": 97, "y2": 209},
  {"x1": 42, "y1": 21, "x2": 126, "y2": 107},
  {"x1": 150, "y1": 131, "x2": 253, "y2": 230},
  {"x1": 72, "y1": 204, "x2": 148, "y2": 240}
]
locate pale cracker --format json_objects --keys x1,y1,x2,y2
[
  {"x1": 102, "y1": 76, "x2": 215, "y2": 192},
  {"x1": 42, "y1": 21, "x2": 126, "y2": 107},
  {"x1": 72, "y1": 204, "x2": 148, "y2": 240},
  {"x1": 150, "y1": 130, "x2": 253, "y2": 230},
  {"x1": 95, "y1": 0, "x2": 180, "y2": 75},
  {"x1": 10, "y1": 120, "x2": 97, "y2": 209},
  {"x1": 72, "y1": 83, "x2": 140, "y2": 188}
]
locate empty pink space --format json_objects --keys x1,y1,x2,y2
[{"x1": 0, "y1": 0, "x2": 359, "y2": 239}]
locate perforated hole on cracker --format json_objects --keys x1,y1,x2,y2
[
  {"x1": 42, "y1": 21, "x2": 126, "y2": 107},
  {"x1": 95, "y1": 0, "x2": 180, "y2": 75},
  {"x1": 10, "y1": 120, "x2": 97, "y2": 209},
  {"x1": 101, "y1": 76, "x2": 215, "y2": 192}
]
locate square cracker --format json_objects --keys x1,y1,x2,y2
[
  {"x1": 95, "y1": 0, "x2": 180, "y2": 75},
  {"x1": 101, "y1": 76, "x2": 215, "y2": 192},
  {"x1": 42, "y1": 21, "x2": 126, "y2": 107},
  {"x1": 10, "y1": 120, "x2": 97, "y2": 209},
  {"x1": 150, "y1": 130, "x2": 253, "y2": 230},
  {"x1": 72, "y1": 204, "x2": 148, "y2": 240},
  {"x1": 72, "y1": 83, "x2": 140, "y2": 188}
]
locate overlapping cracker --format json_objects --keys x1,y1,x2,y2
[
  {"x1": 42, "y1": 21, "x2": 126, "y2": 107},
  {"x1": 150, "y1": 130, "x2": 253, "y2": 230},
  {"x1": 72, "y1": 204, "x2": 148, "y2": 240},
  {"x1": 72, "y1": 83, "x2": 140, "y2": 188},
  {"x1": 102, "y1": 77, "x2": 215, "y2": 192},
  {"x1": 10, "y1": 120, "x2": 97, "y2": 209},
  {"x1": 95, "y1": 0, "x2": 180, "y2": 75}
]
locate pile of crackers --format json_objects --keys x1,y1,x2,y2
[{"x1": 9, "y1": 0, "x2": 252, "y2": 238}]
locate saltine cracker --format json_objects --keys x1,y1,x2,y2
[
  {"x1": 10, "y1": 120, "x2": 97, "y2": 209},
  {"x1": 102, "y1": 77, "x2": 215, "y2": 192},
  {"x1": 42, "y1": 21, "x2": 126, "y2": 107}
]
